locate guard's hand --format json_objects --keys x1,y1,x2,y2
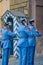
[{"x1": 36, "y1": 29, "x2": 39, "y2": 33}]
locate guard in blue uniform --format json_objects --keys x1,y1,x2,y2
[
  {"x1": 1, "y1": 22, "x2": 16, "y2": 65},
  {"x1": 17, "y1": 18, "x2": 34, "y2": 65},
  {"x1": 27, "y1": 19, "x2": 42, "y2": 65}
]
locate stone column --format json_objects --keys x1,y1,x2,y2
[{"x1": 29, "y1": 0, "x2": 36, "y2": 21}]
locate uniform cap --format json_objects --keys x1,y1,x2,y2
[
  {"x1": 20, "y1": 18, "x2": 26, "y2": 21},
  {"x1": 4, "y1": 22, "x2": 9, "y2": 26},
  {"x1": 29, "y1": 19, "x2": 35, "y2": 23}
]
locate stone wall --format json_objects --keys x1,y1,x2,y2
[
  {"x1": 10, "y1": 0, "x2": 29, "y2": 16},
  {"x1": 0, "y1": 0, "x2": 10, "y2": 16},
  {"x1": 0, "y1": 0, "x2": 10, "y2": 37},
  {"x1": 36, "y1": 0, "x2": 43, "y2": 55}
]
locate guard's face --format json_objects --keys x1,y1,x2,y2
[
  {"x1": 6, "y1": 25, "x2": 10, "y2": 29},
  {"x1": 32, "y1": 22, "x2": 35, "y2": 26},
  {"x1": 23, "y1": 21, "x2": 27, "y2": 26}
]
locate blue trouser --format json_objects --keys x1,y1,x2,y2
[
  {"x1": 19, "y1": 47, "x2": 28, "y2": 65},
  {"x1": 27, "y1": 46, "x2": 35, "y2": 65},
  {"x1": 19, "y1": 47, "x2": 35, "y2": 65},
  {"x1": 2, "y1": 48, "x2": 10, "y2": 65}
]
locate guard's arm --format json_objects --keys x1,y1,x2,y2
[
  {"x1": 7, "y1": 30, "x2": 16, "y2": 38},
  {"x1": 24, "y1": 27, "x2": 34, "y2": 37},
  {"x1": 28, "y1": 27, "x2": 42, "y2": 37},
  {"x1": 33, "y1": 31, "x2": 42, "y2": 37}
]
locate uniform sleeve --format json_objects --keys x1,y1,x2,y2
[
  {"x1": 24, "y1": 27, "x2": 34, "y2": 37},
  {"x1": 7, "y1": 30, "x2": 16, "y2": 38},
  {"x1": 33, "y1": 27, "x2": 42, "y2": 37},
  {"x1": 28, "y1": 26, "x2": 42, "y2": 37},
  {"x1": 24, "y1": 27, "x2": 42, "y2": 37},
  {"x1": 33, "y1": 31, "x2": 42, "y2": 37}
]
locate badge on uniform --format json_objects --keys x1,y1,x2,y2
[{"x1": 28, "y1": 27, "x2": 30, "y2": 31}]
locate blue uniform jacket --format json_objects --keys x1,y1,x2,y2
[
  {"x1": 17, "y1": 24, "x2": 34, "y2": 47},
  {"x1": 28, "y1": 25, "x2": 42, "y2": 46},
  {"x1": 1, "y1": 27, "x2": 16, "y2": 49}
]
